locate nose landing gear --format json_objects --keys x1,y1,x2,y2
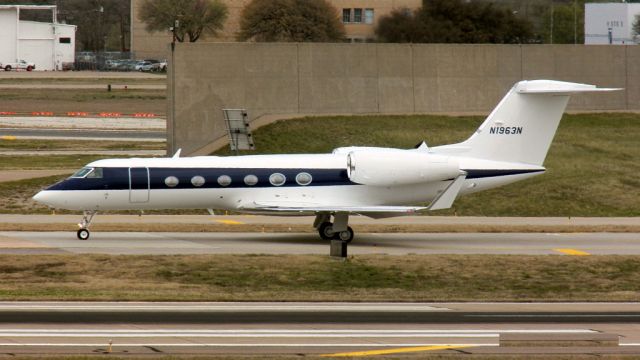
[{"x1": 77, "y1": 211, "x2": 96, "y2": 240}]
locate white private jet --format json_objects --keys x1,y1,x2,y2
[{"x1": 33, "y1": 80, "x2": 617, "y2": 241}]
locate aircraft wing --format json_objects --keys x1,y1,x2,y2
[
  {"x1": 240, "y1": 202, "x2": 426, "y2": 218},
  {"x1": 240, "y1": 172, "x2": 466, "y2": 218}
]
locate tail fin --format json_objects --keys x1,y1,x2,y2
[{"x1": 444, "y1": 80, "x2": 619, "y2": 166}]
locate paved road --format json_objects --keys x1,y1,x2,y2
[
  {"x1": 0, "y1": 231, "x2": 638, "y2": 255},
  {"x1": 0, "y1": 302, "x2": 637, "y2": 356},
  {"x1": 2, "y1": 214, "x2": 637, "y2": 227},
  {"x1": 0, "y1": 128, "x2": 165, "y2": 141},
  {"x1": 0, "y1": 71, "x2": 165, "y2": 79}
]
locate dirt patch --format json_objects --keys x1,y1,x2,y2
[
  {"x1": 0, "y1": 87, "x2": 165, "y2": 115},
  {"x1": 0, "y1": 169, "x2": 74, "y2": 183}
]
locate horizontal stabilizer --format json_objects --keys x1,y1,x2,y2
[
  {"x1": 515, "y1": 80, "x2": 621, "y2": 94},
  {"x1": 427, "y1": 173, "x2": 467, "y2": 211}
]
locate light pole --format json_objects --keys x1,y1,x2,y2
[{"x1": 169, "y1": 19, "x2": 180, "y2": 155}]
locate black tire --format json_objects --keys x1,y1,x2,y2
[
  {"x1": 26, "y1": 65, "x2": 33, "y2": 71},
  {"x1": 5, "y1": 65, "x2": 11, "y2": 71},
  {"x1": 334, "y1": 226, "x2": 354, "y2": 243},
  {"x1": 77, "y1": 228, "x2": 90, "y2": 240},
  {"x1": 318, "y1": 222, "x2": 335, "y2": 240}
]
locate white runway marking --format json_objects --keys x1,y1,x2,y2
[{"x1": 0, "y1": 329, "x2": 597, "y2": 334}]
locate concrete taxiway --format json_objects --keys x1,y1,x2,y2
[
  {"x1": 0, "y1": 127, "x2": 165, "y2": 141},
  {"x1": 0, "y1": 231, "x2": 638, "y2": 255},
  {"x1": 0, "y1": 302, "x2": 638, "y2": 356}
]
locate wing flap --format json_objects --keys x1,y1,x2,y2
[{"x1": 241, "y1": 202, "x2": 426, "y2": 216}]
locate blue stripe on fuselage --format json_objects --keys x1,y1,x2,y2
[
  {"x1": 465, "y1": 169, "x2": 544, "y2": 179},
  {"x1": 45, "y1": 167, "x2": 545, "y2": 191},
  {"x1": 46, "y1": 167, "x2": 354, "y2": 191}
]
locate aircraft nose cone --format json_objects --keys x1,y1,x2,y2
[{"x1": 33, "y1": 190, "x2": 51, "y2": 206}]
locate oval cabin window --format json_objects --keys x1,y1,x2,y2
[
  {"x1": 217, "y1": 175, "x2": 232, "y2": 187},
  {"x1": 296, "y1": 172, "x2": 312, "y2": 186},
  {"x1": 191, "y1": 175, "x2": 205, "y2": 187},
  {"x1": 269, "y1": 173, "x2": 286, "y2": 186},
  {"x1": 164, "y1": 176, "x2": 179, "y2": 187},
  {"x1": 244, "y1": 174, "x2": 258, "y2": 186}
]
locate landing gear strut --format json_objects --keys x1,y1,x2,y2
[
  {"x1": 314, "y1": 212, "x2": 354, "y2": 243},
  {"x1": 77, "y1": 211, "x2": 96, "y2": 240}
]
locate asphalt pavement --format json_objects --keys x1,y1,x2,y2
[
  {"x1": 0, "y1": 302, "x2": 638, "y2": 356},
  {"x1": 0, "y1": 230, "x2": 638, "y2": 255}
]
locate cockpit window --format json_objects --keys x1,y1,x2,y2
[
  {"x1": 71, "y1": 167, "x2": 94, "y2": 178},
  {"x1": 86, "y1": 168, "x2": 103, "y2": 179}
]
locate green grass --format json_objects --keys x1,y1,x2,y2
[
  {"x1": 0, "y1": 254, "x2": 638, "y2": 301},
  {"x1": 215, "y1": 113, "x2": 640, "y2": 217},
  {"x1": 0, "y1": 139, "x2": 165, "y2": 151},
  {"x1": 0, "y1": 89, "x2": 165, "y2": 101}
]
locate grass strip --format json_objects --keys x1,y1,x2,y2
[
  {"x1": 0, "y1": 139, "x2": 165, "y2": 151},
  {"x1": 0, "y1": 254, "x2": 639, "y2": 301}
]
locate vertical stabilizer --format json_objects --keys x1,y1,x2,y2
[{"x1": 439, "y1": 80, "x2": 619, "y2": 166}]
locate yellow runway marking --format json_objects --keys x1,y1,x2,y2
[
  {"x1": 1, "y1": 135, "x2": 17, "y2": 140},
  {"x1": 215, "y1": 219, "x2": 244, "y2": 225},
  {"x1": 554, "y1": 248, "x2": 590, "y2": 256},
  {"x1": 321, "y1": 345, "x2": 472, "y2": 357}
]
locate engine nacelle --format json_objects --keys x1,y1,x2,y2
[{"x1": 347, "y1": 149, "x2": 460, "y2": 187}]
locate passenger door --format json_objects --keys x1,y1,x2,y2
[{"x1": 129, "y1": 167, "x2": 150, "y2": 203}]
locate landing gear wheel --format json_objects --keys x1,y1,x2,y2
[
  {"x1": 335, "y1": 226, "x2": 354, "y2": 243},
  {"x1": 318, "y1": 222, "x2": 335, "y2": 240},
  {"x1": 77, "y1": 228, "x2": 90, "y2": 240}
]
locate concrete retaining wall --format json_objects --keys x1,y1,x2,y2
[{"x1": 168, "y1": 43, "x2": 638, "y2": 155}]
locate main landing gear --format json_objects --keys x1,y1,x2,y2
[
  {"x1": 314, "y1": 212, "x2": 354, "y2": 243},
  {"x1": 77, "y1": 211, "x2": 96, "y2": 240}
]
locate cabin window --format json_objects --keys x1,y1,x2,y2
[
  {"x1": 86, "y1": 167, "x2": 103, "y2": 179},
  {"x1": 191, "y1": 175, "x2": 205, "y2": 187},
  {"x1": 269, "y1": 173, "x2": 286, "y2": 186},
  {"x1": 296, "y1": 172, "x2": 312, "y2": 186},
  {"x1": 71, "y1": 167, "x2": 93, "y2": 178},
  {"x1": 244, "y1": 174, "x2": 258, "y2": 186},
  {"x1": 164, "y1": 176, "x2": 179, "y2": 187},
  {"x1": 217, "y1": 175, "x2": 232, "y2": 187}
]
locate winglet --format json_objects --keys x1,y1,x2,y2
[
  {"x1": 172, "y1": 148, "x2": 182, "y2": 158},
  {"x1": 427, "y1": 172, "x2": 467, "y2": 211}
]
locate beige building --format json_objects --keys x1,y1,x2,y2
[{"x1": 131, "y1": 0, "x2": 421, "y2": 59}]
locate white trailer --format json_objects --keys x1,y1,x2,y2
[{"x1": 0, "y1": 5, "x2": 76, "y2": 71}]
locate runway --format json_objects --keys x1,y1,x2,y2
[
  {"x1": 0, "y1": 127, "x2": 165, "y2": 141},
  {"x1": 0, "y1": 231, "x2": 638, "y2": 255},
  {"x1": 0, "y1": 302, "x2": 638, "y2": 356}
]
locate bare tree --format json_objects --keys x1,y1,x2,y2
[{"x1": 238, "y1": 0, "x2": 345, "y2": 42}]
